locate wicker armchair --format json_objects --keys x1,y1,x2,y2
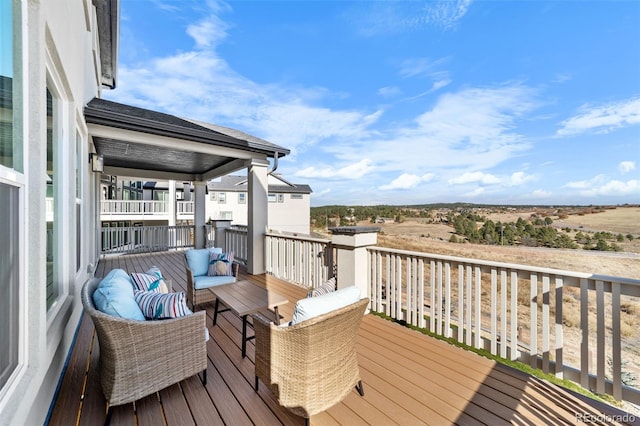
[
  {"x1": 81, "y1": 279, "x2": 208, "y2": 421},
  {"x1": 185, "y1": 251, "x2": 239, "y2": 310},
  {"x1": 253, "y1": 297, "x2": 369, "y2": 422}
]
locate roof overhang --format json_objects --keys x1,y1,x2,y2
[
  {"x1": 93, "y1": 0, "x2": 119, "y2": 89},
  {"x1": 85, "y1": 98, "x2": 289, "y2": 181}
]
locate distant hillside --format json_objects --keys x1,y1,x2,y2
[{"x1": 310, "y1": 203, "x2": 638, "y2": 229}]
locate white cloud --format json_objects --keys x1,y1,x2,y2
[
  {"x1": 378, "y1": 86, "x2": 402, "y2": 98},
  {"x1": 295, "y1": 159, "x2": 374, "y2": 180},
  {"x1": 449, "y1": 171, "x2": 501, "y2": 185},
  {"x1": 564, "y1": 175, "x2": 639, "y2": 197},
  {"x1": 465, "y1": 187, "x2": 486, "y2": 197},
  {"x1": 556, "y1": 97, "x2": 640, "y2": 136},
  {"x1": 619, "y1": 161, "x2": 636, "y2": 174},
  {"x1": 353, "y1": 1, "x2": 472, "y2": 36},
  {"x1": 399, "y1": 57, "x2": 450, "y2": 78},
  {"x1": 379, "y1": 173, "x2": 434, "y2": 190},
  {"x1": 508, "y1": 171, "x2": 535, "y2": 186},
  {"x1": 579, "y1": 180, "x2": 640, "y2": 197},
  {"x1": 186, "y1": 14, "x2": 230, "y2": 49},
  {"x1": 552, "y1": 73, "x2": 572, "y2": 84},
  {"x1": 531, "y1": 189, "x2": 552, "y2": 198},
  {"x1": 329, "y1": 84, "x2": 537, "y2": 178},
  {"x1": 430, "y1": 79, "x2": 452, "y2": 92},
  {"x1": 564, "y1": 174, "x2": 607, "y2": 189},
  {"x1": 110, "y1": 23, "x2": 381, "y2": 159},
  {"x1": 425, "y1": 0, "x2": 473, "y2": 30}
]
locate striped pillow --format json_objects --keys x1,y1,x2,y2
[
  {"x1": 130, "y1": 272, "x2": 168, "y2": 293},
  {"x1": 134, "y1": 290, "x2": 192, "y2": 319},
  {"x1": 307, "y1": 277, "x2": 337, "y2": 297}
]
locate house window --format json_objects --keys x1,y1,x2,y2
[
  {"x1": 75, "y1": 131, "x2": 82, "y2": 272},
  {"x1": 218, "y1": 192, "x2": 226, "y2": 203},
  {"x1": 46, "y1": 85, "x2": 60, "y2": 310},
  {"x1": 209, "y1": 192, "x2": 217, "y2": 201},
  {"x1": 153, "y1": 190, "x2": 168, "y2": 201},
  {"x1": 278, "y1": 194, "x2": 284, "y2": 203},
  {"x1": 268, "y1": 193, "x2": 276, "y2": 203},
  {"x1": 0, "y1": 0, "x2": 22, "y2": 391},
  {"x1": 291, "y1": 194, "x2": 303, "y2": 200},
  {"x1": 0, "y1": 183, "x2": 19, "y2": 390},
  {"x1": 0, "y1": 0, "x2": 22, "y2": 172},
  {"x1": 238, "y1": 193, "x2": 246, "y2": 204}
]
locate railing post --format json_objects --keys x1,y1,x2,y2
[
  {"x1": 211, "y1": 220, "x2": 232, "y2": 251},
  {"x1": 193, "y1": 181, "x2": 206, "y2": 249},
  {"x1": 329, "y1": 226, "x2": 380, "y2": 298}
]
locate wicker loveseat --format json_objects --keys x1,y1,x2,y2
[
  {"x1": 253, "y1": 295, "x2": 369, "y2": 423},
  {"x1": 81, "y1": 279, "x2": 207, "y2": 421}
]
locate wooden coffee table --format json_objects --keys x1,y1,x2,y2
[{"x1": 210, "y1": 280, "x2": 288, "y2": 358}]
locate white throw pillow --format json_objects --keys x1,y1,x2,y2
[{"x1": 290, "y1": 286, "x2": 361, "y2": 325}]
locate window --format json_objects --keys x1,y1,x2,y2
[
  {"x1": 268, "y1": 193, "x2": 276, "y2": 203},
  {"x1": 46, "y1": 85, "x2": 60, "y2": 309},
  {"x1": 0, "y1": 0, "x2": 22, "y2": 172},
  {"x1": 75, "y1": 131, "x2": 82, "y2": 272},
  {"x1": 218, "y1": 192, "x2": 226, "y2": 203},
  {"x1": 209, "y1": 192, "x2": 217, "y2": 201},
  {"x1": 291, "y1": 194, "x2": 303, "y2": 200},
  {"x1": 238, "y1": 193, "x2": 246, "y2": 204},
  {"x1": 0, "y1": 0, "x2": 22, "y2": 391},
  {"x1": 153, "y1": 190, "x2": 168, "y2": 201},
  {"x1": 278, "y1": 194, "x2": 284, "y2": 203},
  {"x1": 0, "y1": 183, "x2": 19, "y2": 389}
]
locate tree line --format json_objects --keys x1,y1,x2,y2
[{"x1": 310, "y1": 205, "x2": 633, "y2": 252}]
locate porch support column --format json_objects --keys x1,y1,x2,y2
[
  {"x1": 211, "y1": 220, "x2": 232, "y2": 251},
  {"x1": 193, "y1": 181, "x2": 207, "y2": 249},
  {"x1": 168, "y1": 180, "x2": 176, "y2": 226},
  {"x1": 329, "y1": 226, "x2": 380, "y2": 299},
  {"x1": 247, "y1": 158, "x2": 269, "y2": 274}
]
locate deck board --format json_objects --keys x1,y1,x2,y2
[{"x1": 48, "y1": 251, "x2": 634, "y2": 426}]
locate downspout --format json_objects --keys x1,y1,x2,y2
[{"x1": 268, "y1": 151, "x2": 280, "y2": 175}]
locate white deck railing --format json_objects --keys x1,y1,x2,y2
[
  {"x1": 225, "y1": 225, "x2": 248, "y2": 265},
  {"x1": 265, "y1": 232, "x2": 333, "y2": 289},
  {"x1": 367, "y1": 245, "x2": 640, "y2": 404},
  {"x1": 176, "y1": 201, "x2": 194, "y2": 215},
  {"x1": 101, "y1": 200, "x2": 169, "y2": 216},
  {"x1": 100, "y1": 225, "x2": 194, "y2": 254}
]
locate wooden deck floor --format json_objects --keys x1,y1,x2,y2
[{"x1": 47, "y1": 251, "x2": 633, "y2": 425}]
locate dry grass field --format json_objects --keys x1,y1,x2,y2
[{"x1": 368, "y1": 205, "x2": 640, "y2": 279}]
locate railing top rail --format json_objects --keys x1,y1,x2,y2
[
  {"x1": 368, "y1": 245, "x2": 640, "y2": 285},
  {"x1": 103, "y1": 224, "x2": 194, "y2": 230},
  {"x1": 265, "y1": 231, "x2": 331, "y2": 244},
  {"x1": 102, "y1": 199, "x2": 165, "y2": 203}
]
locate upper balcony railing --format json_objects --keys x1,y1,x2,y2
[
  {"x1": 177, "y1": 201, "x2": 194, "y2": 217},
  {"x1": 100, "y1": 200, "x2": 196, "y2": 219}
]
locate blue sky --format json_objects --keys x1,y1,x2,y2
[{"x1": 106, "y1": 0, "x2": 640, "y2": 207}]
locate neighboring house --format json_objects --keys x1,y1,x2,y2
[
  {"x1": 0, "y1": 1, "x2": 288, "y2": 424},
  {"x1": 207, "y1": 174, "x2": 312, "y2": 234},
  {"x1": 100, "y1": 174, "x2": 312, "y2": 235}
]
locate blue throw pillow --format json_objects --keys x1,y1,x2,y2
[
  {"x1": 92, "y1": 269, "x2": 145, "y2": 321},
  {"x1": 186, "y1": 248, "x2": 222, "y2": 277}
]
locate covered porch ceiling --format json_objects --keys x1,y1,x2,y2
[{"x1": 84, "y1": 98, "x2": 289, "y2": 182}]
